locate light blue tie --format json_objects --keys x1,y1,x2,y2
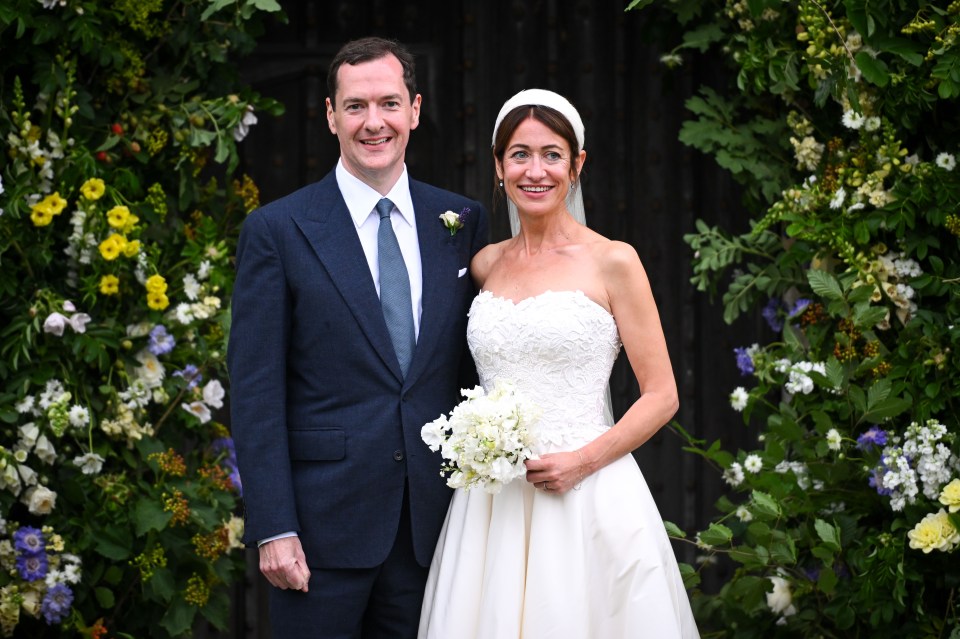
[{"x1": 376, "y1": 197, "x2": 415, "y2": 376}]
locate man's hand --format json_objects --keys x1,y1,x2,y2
[{"x1": 259, "y1": 536, "x2": 311, "y2": 592}]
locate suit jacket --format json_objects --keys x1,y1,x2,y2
[{"x1": 227, "y1": 170, "x2": 488, "y2": 568}]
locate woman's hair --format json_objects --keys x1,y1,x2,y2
[
  {"x1": 491, "y1": 105, "x2": 581, "y2": 201},
  {"x1": 327, "y1": 37, "x2": 417, "y2": 106}
]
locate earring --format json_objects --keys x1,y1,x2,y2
[{"x1": 499, "y1": 180, "x2": 504, "y2": 188}]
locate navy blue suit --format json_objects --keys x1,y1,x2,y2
[{"x1": 227, "y1": 170, "x2": 488, "y2": 636}]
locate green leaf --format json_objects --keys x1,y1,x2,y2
[
  {"x1": 866, "y1": 378, "x2": 891, "y2": 410},
  {"x1": 678, "y1": 562, "x2": 701, "y2": 589},
  {"x1": 751, "y1": 491, "x2": 781, "y2": 518},
  {"x1": 94, "y1": 527, "x2": 133, "y2": 561},
  {"x1": 818, "y1": 566, "x2": 839, "y2": 594},
  {"x1": 860, "y1": 397, "x2": 912, "y2": 423},
  {"x1": 855, "y1": 51, "x2": 890, "y2": 87},
  {"x1": 134, "y1": 497, "x2": 171, "y2": 536},
  {"x1": 95, "y1": 586, "x2": 115, "y2": 608},
  {"x1": 808, "y1": 270, "x2": 843, "y2": 300},
  {"x1": 815, "y1": 518, "x2": 842, "y2": 550},
  {"x1": 699, "y1": 522, "x2": 734, "y2": 546},
  {"x1": 201, "y1": 0, "x2": 235, "y2": 21},
  {"x1": 625, "y1": 0, "x2": 655, "y2": 10},
  {"x1": 252, "y1": 0, "x2": 283, "y2": 10},
  {"x1": 160, "y1": 598, "x2": 196, "y2": 637},
  {"x1": 663, "y1": 520, "x2": 687, "y2": 538}
]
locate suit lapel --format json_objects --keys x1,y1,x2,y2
[
  {"x1": 292, "y1": 175, "x2": 404, "y2": 382},
  {"x1": 405, "y1": 180, "x2": 459, "y2": 386}
]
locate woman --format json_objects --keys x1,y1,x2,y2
[{"x1": 418, "y1": 89, "x2": 699, "y2": 638}]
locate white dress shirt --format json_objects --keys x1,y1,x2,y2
[{"x1": 258, "y1": 160, "x2": 423, "y2": 547}]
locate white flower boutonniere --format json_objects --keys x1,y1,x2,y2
[{"x1": 439, "y1": 207, "x2": 469, "y2": 236}]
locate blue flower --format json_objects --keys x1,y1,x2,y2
[
  {"x1": 787, "y1": 298, "x2": 811, "y2": 318},
  {"x1": 148, "y1": 324, "x2": 176, "y2": 356},
  {"x1": 41, "y1": 583, "x2": 74, "y2": 624},
  {"x1": 458, "y1": 207, "x2": 471, "y2": 223},
  {"x1": 762, "y1": 298, "x2": 784, "y2": 332},
  {"x1": 856, "y1": 426, "x2": 888, "y2": 451},
  {"x1": 173, "y1": 364, "x2": 202, "y2": 389},
  {"x1": 212, "y1": 437, "x2": 243, "y2": 496},
  {"x1": 16, "y1": 552, "x2": 48, "y2": 581},
  {"x1": 868, "y1": 467, "x2": 893, "y2": 496},
  {"x1": 734, "y1": 346, "x2": 755, "y2": 376},
  {"x1": 13, "y1": 526, "x2": 44, "y2": 555}
]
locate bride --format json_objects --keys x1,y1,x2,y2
[{"x1": 418, "y1": 89, "x2": 699, "y2": 638}]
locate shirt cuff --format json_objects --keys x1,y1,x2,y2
[{"x1": 257, "y1": 531, "x2": 298, "y2": 547}]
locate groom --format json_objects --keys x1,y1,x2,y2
[{"x1": 227, "y1": 36, "x2": 488, "y2": 637}]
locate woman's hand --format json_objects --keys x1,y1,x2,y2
[{"x1": 525, "y1": 450, "x2": 586, "y2": 494}]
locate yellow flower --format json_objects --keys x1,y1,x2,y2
[
  {"x1": 145, "y1": 274, "x2": 168, "y2": 294},
  {"x1": 98, "y1": 234, "x2": 127, "y2": 261},
  {"x1": 941, "y1": 478, "x2": 960, "y2": 513},
  {"x1": 80, "y1": 178, "x2": 106, "y2": 201},
  {"x1": 122, "y1": 213, "x2": 140, "y2": 235},
  {"x1": 30, "y1": 205, "x2": 54, "y2": 227},
  {"x1": 123, "y1": 239, "x2": 141, "y2": 257},
  {"x1": 99, "y1": 275, "x2": 120, "y2": 295},
  {"x1": 107, "y1": 205, "x2": 131, "y2": 229},
  {"x1": 147, "y1": 291, "x2": 170, "y2": 311},
  {"x1": 907, "y1": 509, "x2": 960, "y2": 553}
]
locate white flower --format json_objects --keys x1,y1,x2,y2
[
  {"x1": 723, "y1": 462, "x2": 745, "y2": 487},
  {"x1": 864, "y1": 116, "x2": 881, "y2": 132},
  {"x1": 659, "y1": 53, "x2": 683, "y2": 68},
  {"x1": 744, "y1": 454, "x2": 763, "y2": 473},
  {"x1": 935, "y1": 152, "x2": 956, "y2": 171},
  {"x1": 134, "y1": 349, "x2": 166, "y2": 389},
  {"x1": 175, "y1": 302, "x2": 194, "y2": 325},
  {"x1": 766, "y1": 575, "x2": 798, "y2": 617},
  {"x1": 18, "y1": 422, "x2": 40, "y2": 448},
  {"x1": 33, "y1": 435, "x2": 56, "y2": 464},
  {"x1": 15, "y1": 396, "x2": 36, "y2": 414},
  {"x1": 226, "y1": 515, "x2": 245, "y2": 550},
  {"x1": 43, "y1": 312, "x2": 69, "y2": 336},
  {"x1": 68, "y1": 405, "x2": 89, "y2": 428},
  {"x1": 829, "y1": 186, "x2": 846, "y2": 210},
  {"x1": 233, "y1": 105, "x2": 258, "y2": 142},
  {"x1": 422, "y1": 380, "x2": 540, "y2": 494},
  {"x1": 202, "y1": 379, "x2": 225, "y2": 409},
  {"x1": 68, "y1": 312, "x2": 91, "y2": 333},
  {"x1": 197, "y1": 260, "x2": 212, "y2": 280},
  {"x1": 73, "y1": 452, "x2": 105, "y2": 475},
  {"x1": 182, "y1": 400, "x2": 212, "y2": 424},
  {"x1": 24, "y1": 484, "x2": 57, "y2": 515},
  {"x1": 735, "y1": 505, "x2": 753, "y2": 522},
  {"x1": 126, "y1": 321, "x2": 152, "y2": 338},
  {"x1": 183, "y1": 273, "x2": 201, "y2": 300},
  {"x1": 841, "y1": 109, "x2": 865, "y2": 130},
  {"x1": 730, "y1": 387, "x2": 749, "y2": 412},
  {"x1": 826, "y1": 428, "x2": 842, "y2": 451},
  {"x1": 63, "y1": 300, "x2": 76, "y2": 312}
]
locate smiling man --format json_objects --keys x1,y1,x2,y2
[{"x1": 228, "y1": 37, "x2": 489, "y2": 638}]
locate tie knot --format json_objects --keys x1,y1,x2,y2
[{"x1": 376, "y1": 198, "x2": 394, "y2": 220}]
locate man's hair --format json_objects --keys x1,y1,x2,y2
[{"x1": 327, "y1": 37, "x2": 417, "y2": 108}]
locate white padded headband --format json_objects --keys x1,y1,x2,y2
[{"x1": 491, "y1": 89, "x2": 585, "y2": 151}]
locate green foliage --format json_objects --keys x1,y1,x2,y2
[
  {"x1": 633, "y1": 0, "x2": 960, "y2": 636},
  {"x1": 0, "y1": 1, "x2": 282, "y2": 637}
]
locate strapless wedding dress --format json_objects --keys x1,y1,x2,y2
[{"x1": 418, "y1": 290, "x2": 699, "y2": 639}]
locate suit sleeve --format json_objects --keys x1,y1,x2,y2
[
  {"x1": 227, "y1": 210, "x2": 301, "y2": 546},
  {"x1": 457, "y1": 200, "x2": 490, "y2": 390}
]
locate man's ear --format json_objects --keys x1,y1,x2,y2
[
  {"x1": 409, "y1": 94, "x2": 422, "y2": 131},
  {"x1": 325, "y1": 97, "x2": 336, "y2": 135}
]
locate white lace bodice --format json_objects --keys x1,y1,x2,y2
[{"x1": 467, "y1": 290, "x2": 621, "y2": 450}]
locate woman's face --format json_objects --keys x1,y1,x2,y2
[{"x1": 497, "y1": 117, "x2": 584, "y2": 216}]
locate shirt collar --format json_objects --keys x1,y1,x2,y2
[{"x1": 336, "y1": 159, "x2": 415, "y2": 228}]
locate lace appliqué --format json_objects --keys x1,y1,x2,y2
[{"x1": 467, "y1": 290, "x2": 621, "y2": 451}]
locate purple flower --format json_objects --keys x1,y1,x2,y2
[
  {"x1": 173, "y1": 364, "x2": 202, "y2": 389},
  {"x1": 41, "y1": 583, "x2": 74, "y2": 624},
  {"x1": 16, "y1": 552, "x2": 48, "y2": 581},
  {"x1": 212, "y1": 437, "x2": 243, "y2": 496},
  {"x1": 458, "y1": 207, "x2": 471, "y2": 223},
  {"x1": 762, "y1": 298, "x2": 784, "y2": 332},
  {"x1": 148, "y1": 324, "x2": 175, "y2": 356},
  {"x1": 857, "y1": 426, "x2": 888, "y2": 451},
  {"x1": 733, "y1": 346, "x2": 755, "y2": 376},
  {"x1": 14, "y1": 526, "x2": 45, "y2": 555},
  {"x1": 868, "y1": 467, "x2": 893, "y2": 496},
  {"x1": 788, "y1": 298, "x2": 811, "y2": 318}
]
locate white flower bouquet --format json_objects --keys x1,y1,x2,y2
[{"x1": 421, "y1": 379, "x2": 541, "y2": 494}]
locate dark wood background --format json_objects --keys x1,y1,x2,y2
[{"x1": 219, "y1": 1, "x2": 765, "y2": 636}]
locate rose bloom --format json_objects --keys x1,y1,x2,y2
[
  {"x1": 908, "y1": 509, "x2": 960, "y2": 553},
  {"x1": 145, "y1": 274, "x2": 168, "y2": 294},
  {"x1": 80, "y1": 178, "x2": 106, "y2": 200},
  {"x1": 940, "y1": 478, "x2": 960, "y2": 513},
  {"x1": 123, "y1": 239, "x2": 141, "y2": 257},
  {"x1": 766, "y1": 575, "x2": 797, "y2": 617},
  {"x1": 99, "y1": 274, "x2": 120, "y2": 295},
  {"x1": 147, "y1": 291, "x2": 170, "y2": 311}
]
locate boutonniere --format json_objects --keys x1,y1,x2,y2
[{"x1": 439, "y1": 207, "x2": 469, "y2": 236}]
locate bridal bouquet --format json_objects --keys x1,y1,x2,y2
[{"x1": 420, "y1": 379, "x2": 541, "y2": 494}]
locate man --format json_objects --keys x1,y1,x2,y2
[{"x1": 227, "y1": 36, "x2": 488, "y2": 638}]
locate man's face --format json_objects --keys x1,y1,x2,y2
[{"x1": 326, "y1": 54, "x2": 421, "y2": 192}]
